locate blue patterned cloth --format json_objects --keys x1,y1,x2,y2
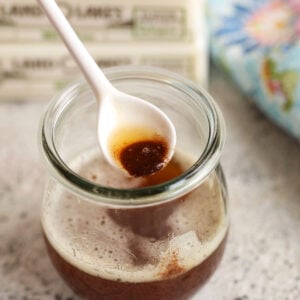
[{"x1": 208, "y1": 0, "x2": 300, "y2": 140}]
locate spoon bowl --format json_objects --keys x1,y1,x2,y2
[
  {"x1": 99, "y1": 88, "x2": 176, "y2": 170},
  {"x1": 37, "y1": 0, "x2": 176, "y2": 176}
]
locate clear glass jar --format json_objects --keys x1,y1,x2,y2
[{"x1": 39, "y1": 66, "x2": 228, "y2": 300}]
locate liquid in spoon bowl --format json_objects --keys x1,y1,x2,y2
[{"x1": 108, "y1": 125, "x2": 171, "y2": 177}]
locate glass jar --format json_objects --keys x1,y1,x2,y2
[{"x1": 39, "y1": 66, "x2": 228, "y2": 300}]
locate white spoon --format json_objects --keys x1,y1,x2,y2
[{"x1": 37, "y1": 0, "x2": 176, "y2": 176}]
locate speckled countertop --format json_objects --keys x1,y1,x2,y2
[{"x1": 0, "y1": 68, "x2": 299, "y2": 300}]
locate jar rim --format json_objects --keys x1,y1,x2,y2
[{"x1": 40, "y1": 66, "x2": 225, "y2": 207}]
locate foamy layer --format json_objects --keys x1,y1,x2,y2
[{"x1": 42, "y1": 148, "x2": 228, "y2": 283}]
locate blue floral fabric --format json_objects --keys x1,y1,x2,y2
[{"x1": 208, "y1": 0, "x2": 300, "y2": 140}]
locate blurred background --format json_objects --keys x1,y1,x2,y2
[{"x1": 0, "y1": 0, "x2": 299, "y2": 299}]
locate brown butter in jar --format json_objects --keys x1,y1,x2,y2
[{"x1": 40, "y1": 66, "x2": 228, "y2": 300}]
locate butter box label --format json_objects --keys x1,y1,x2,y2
[
  {"x1": 0, "y1": 42, "x2": 207, "y2": 101},
  {"x1": 133, "y1": 6, "x2": 186, "y2": 39},
  {"x1": 0, "y1": 0, "x2": 197, "y2": 41}
]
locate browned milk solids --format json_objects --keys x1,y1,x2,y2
[
  {"x1": 108, "y1": 125, "x2": 169, "y2": 177},
  {"x1": 42, "y1": 149, "x2": 228, "y2": 300}
]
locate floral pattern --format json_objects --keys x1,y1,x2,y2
[
  {"x1": 215, "y1": 0, "x2": 300, "y2": 52},
  {"x1": 209, "y1": 0, "x2": 300, "y2": 140},
  {"x1": 262, "y1": 57, "x2": 298, "y2": 111}
]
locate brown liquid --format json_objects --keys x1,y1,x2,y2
[
  {"x1": 44, "y1": 233, "x2": 227, "y2": 300},
  {"x1": 109, "y1": 125, "x2": 169, "y2": 176},
  {"x1": 43, "y1": 153, "x2": 227, "y2": 300},
  {"x1": 119, "y1": 140, "x2": 168, "y2": 177}
]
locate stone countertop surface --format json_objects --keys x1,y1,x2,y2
[{"x1": 0, "y1": 68, "x2": 299, "y2": 300}]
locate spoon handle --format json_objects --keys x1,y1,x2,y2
[{"x1": 37, "y1": 0, "x2": 112, "y2": 99}]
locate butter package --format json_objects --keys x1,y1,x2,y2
[
  {"x1": 0, "y1": 42, "x2": 207, "y2": 101},
  {"x1": 0, "y1": 0, "x2": 204, "y2": 42},
  {"x1": 0, "y1": 0, "x2": 208, "y2": 101}
]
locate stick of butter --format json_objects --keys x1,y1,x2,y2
[
  {"x1": 0, "y1": 0, "x2": 204, "y2": 42},
  {"x1": 0, "y1": 0, "x2": 208, "y2": 101},
  {"x1": 0, "y1": 42, "x2": 207, "y2": 101}
]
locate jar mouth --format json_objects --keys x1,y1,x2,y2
[{"x1": 40, "y1": 66, "x2": 225, "y2": 207}]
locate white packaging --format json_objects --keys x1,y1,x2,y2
[
  {"x1": 0, "y1": 0, "x2": 204, "y2": 42},
  {"x1": 0, "y1": 0, "x2": 208, "y2": 101},
  {"x1": 0, "y1": 42, "x2": 207, "y2": 101}
]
